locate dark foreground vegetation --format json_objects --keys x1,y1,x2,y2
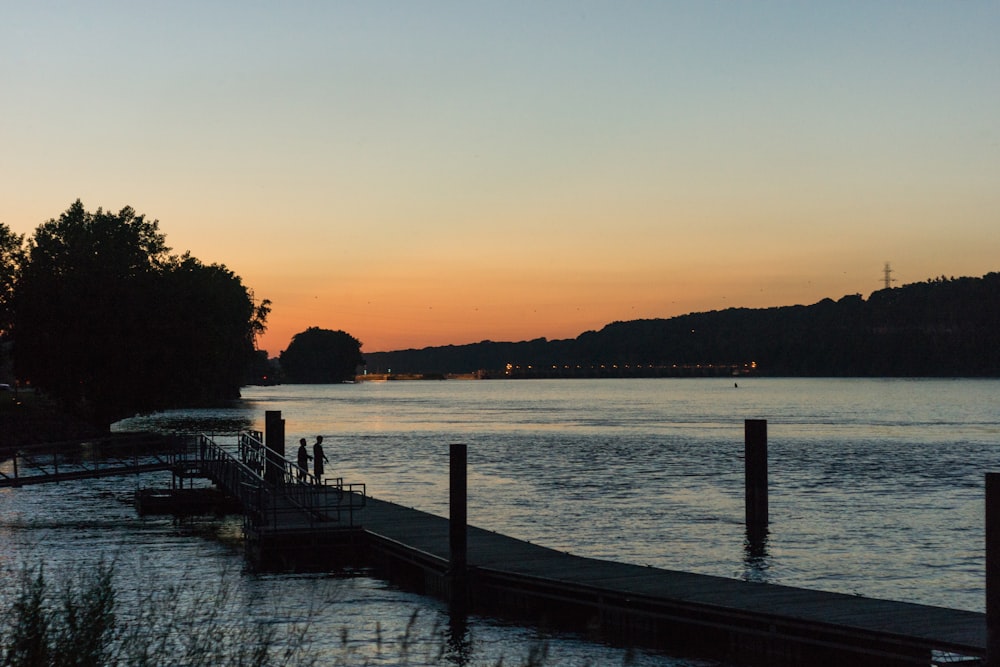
[
  {"x1": 1, "y1": 560, "x2": 320, "y2": 667},
  {"x1": 365, "y1": 273, "x2": 1000, "y2": 377},
  {"x1": 0, "y1": 561, "x2": 618, "y2": 667}
]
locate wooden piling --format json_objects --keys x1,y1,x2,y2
[
  {"x1": 450, "y1": 443, "x2": 468, "y2": 571},
  {"x1": 264, "y1": 410, "x2": 285, "y2": 486},
  {"x1": 987, "y1": 473, "x2": 1000, "y2": 666},
  {"x1": 745, "y1": 419, "x2": 768, "y2": 531},
  {"x1": 449, "y1": 443, "x2": 468, "y2": 611}
]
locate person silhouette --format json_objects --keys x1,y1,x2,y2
[
  {"x1": 296, "y1": 438, "x2": 311, "y2": 482},
  {"x1": 313, "y1": 435, "x2": 329, "y2": 482}
]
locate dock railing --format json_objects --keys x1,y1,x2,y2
[
  {"x1": 0, "y1": 433, "x2": 186, "y2": 487},
  {"x1": 194, "y1": 432, "x2": 366, "y2": 533}
]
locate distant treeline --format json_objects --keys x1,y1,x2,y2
[{"x1": 364, "y1": 273, "x2": 1000, "y2": 378}]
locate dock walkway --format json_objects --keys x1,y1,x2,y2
[
  {"x1": 0, "y1": 433, "x2": 181, "y2": 487},
  {"x1": 358, "y1": 495, "x2": 985, "y2": 666}
]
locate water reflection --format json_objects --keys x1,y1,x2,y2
[
  {"x1": 114, "y1": 410, "x2": 252, "y2": 435},
  {"x1": 444, "y1": 612, "x2": 472, "y2": 666},
  {"x1": 742, "y1": 525, "x2": 771, "y2": 584}
]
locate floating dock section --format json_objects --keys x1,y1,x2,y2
[{"x1": 356, "y1": 495, "x2": 984, "y2": 667}]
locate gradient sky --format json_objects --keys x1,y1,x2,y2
[{"x1": 3, "y1": 2, "x2": 998, "y2": 355}]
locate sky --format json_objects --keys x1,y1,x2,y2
[{"x1": 2, "y1": 2, "x2": 998, "y2": 355}]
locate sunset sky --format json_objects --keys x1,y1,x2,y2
[{"x1": 2, "y1": 2, "x2": 998, "y2": 355}]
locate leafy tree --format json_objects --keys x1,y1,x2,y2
[
  {"x1": 145, "y1": 253, "x2": 271, "y2": 407},
  {"x1": 13, "y1": 200, "x2": 268, "y2": 427},
  {"x1": 0, "y1": 222, "x2": 26, "y2": 339},
  {"x1": 279, "y1": 327, "x2": 364, "y2": 383},
  {"x1": 0, "y1": 223, "x2": 24, "y2": 382},
  {"x1": 244, "y1": 349, "x2": 277, "y2": 385}
]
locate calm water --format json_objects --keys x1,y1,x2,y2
[{"x1": 4, "y1": 378, "x2": 1000, "y2": 665}]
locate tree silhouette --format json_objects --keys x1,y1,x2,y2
[
  {"x1": 0, "y1": 223, "x2": 25, "y2": 340},
  {"x1": 13, "y1": 201, "x2": 268, "y2": 427},
  {"x1": 279, "y1": 327, "x2": 364, "y2": 383}
]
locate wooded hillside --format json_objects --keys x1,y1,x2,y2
[{"x1": 363, "y1": 273, "x2": 1000, "y2": 377}]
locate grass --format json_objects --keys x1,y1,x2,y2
[
  {"x1": 0, "y1": 560, "x2": 646, "y2": 667},
  {"x1": 0, "y1": 559, "x2": 322, "y2": 667}
]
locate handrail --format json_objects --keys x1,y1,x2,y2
[
  {"x1": 191, "y1": 434, "x2": 267, "y2": 524},
  {"x1": 197, "y1": 432, "x2": 366, "y2": 530},
  {"x1": 0, "y1": 431, "x2": 366, "y2": 527},
  {"x1": 0, "y1": 434, "x2": 186, "y2": 487}
]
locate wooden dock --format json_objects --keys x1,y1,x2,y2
[
  {"x1": 223, "y1": 427, "x2": 985, "y2": 667},
  {"x1": 355, "y1": 495, "x2": 985, "y2": 667},
  {"x1": 226, "y1": 451, "x2": 986, "y2": 667}
]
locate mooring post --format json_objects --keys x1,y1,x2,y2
[
  {"x1": 264, "y1": 410, "x2": 285, "y2": 485},
  {"x1": 987, "y1": 473, "x2": 1000, "y2": 666},
  {"x1": 745, "y1": 419, "x2": 768, "y2": 533},
  {"x1": 449, "y1": 443, "x2": 468, "y2": 611}
]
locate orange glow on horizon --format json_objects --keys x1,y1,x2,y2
[
  {"x1": 252, "y1": 260, "x2": 892, "y2": 356},
  {"x1": 3, "y1": 5, "x2": 997, "y2": 358}
]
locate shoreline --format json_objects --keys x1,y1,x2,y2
[{"x1": 0, "y1": 390, "x2": 106, "y2": 449}]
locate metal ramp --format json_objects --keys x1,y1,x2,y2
[{"x1": 0, "y1": 433, "x2": 184, "y2": 487}]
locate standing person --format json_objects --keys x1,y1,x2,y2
[
  {"x1": 296, "y1": 438, "x2": 311, "y2": 483},
  {"x1": 313, "y1": 435, "x2": 329, "y2": 482}
]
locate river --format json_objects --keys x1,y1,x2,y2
[{"x1": 3, "y1": 377, "x2": 999, "y2": 665}]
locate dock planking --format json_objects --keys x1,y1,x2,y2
[{"x1": 355, "y1": 494, "x2": 985, "y2": 666}]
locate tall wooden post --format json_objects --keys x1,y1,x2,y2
[
  {"x1": 987, "y1": 473, "x2": 1000, "y2": 666},
  {"x1": 450, "y1": 444, "x2": 468, "y2": 572},
  {"x1": 264, "y1": 410, "x2": 285, "y2": 486},
  {"x1": 745, "y1": 419, "x2": 768, "y2": 532},
  {"x1": 449, "y1": 443, "x2": 468, "y2": 611}
]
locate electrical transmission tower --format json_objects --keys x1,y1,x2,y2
[{"x1": 882, "y1": 262, "x2": 896, "y2": 289}]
